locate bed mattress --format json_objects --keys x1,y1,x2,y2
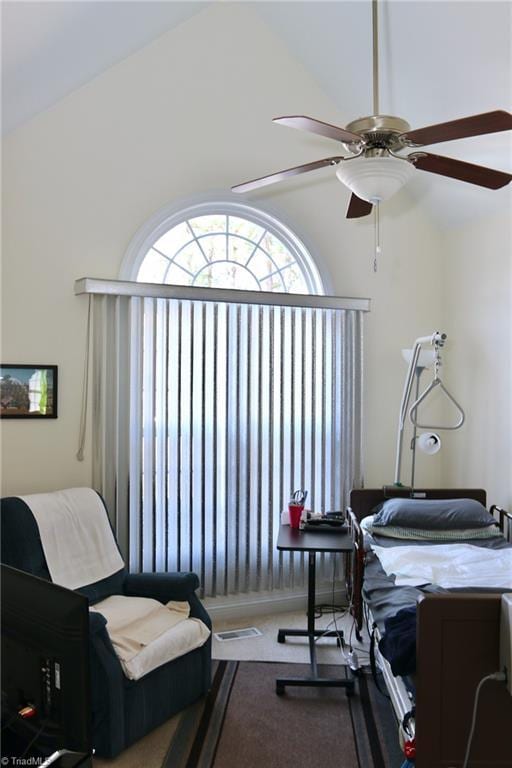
[{"x1": 362, "y1": 531, "x2": 511, "y2": 633}]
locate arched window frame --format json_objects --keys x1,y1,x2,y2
[
  {"x1": 105, "y1": 194, "x2": 366, "y2": 598},
  {"x1": 119, "y1": 194, "x2": 329, "y2": 295}
]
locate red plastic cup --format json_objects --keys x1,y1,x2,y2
[{"x1": 289, "y1": 503, "x2": 304, "y2": 529}]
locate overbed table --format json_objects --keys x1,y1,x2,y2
[{"x1": 275, "y1": 524, "x2": 355, "y2": 696}]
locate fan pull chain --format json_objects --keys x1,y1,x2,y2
[{"x1": 373, "y1": 201, "x2": 381, "y2": 272}]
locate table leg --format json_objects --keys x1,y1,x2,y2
[{"x1": 276, "y1": 551, "x2": 355, "y2": 696}]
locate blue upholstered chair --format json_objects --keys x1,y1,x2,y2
[{"x1": 0, "y1": 492, "x2": 212, "y2": 758}]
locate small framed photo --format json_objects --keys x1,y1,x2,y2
[{"x1": 0, "y1": 364, "x2": 58, "y2": 419}]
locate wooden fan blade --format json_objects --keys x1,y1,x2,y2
[
  {"x1": 346, "y1": 194, "x2": 373, "y2": 218},
  {"x1": 273, "y1": 116, "x2": 362, "y2": 145},
  {"x1": 401, "y1": 110, "x2": 512, "y2": 147},
  {"x1": 231, "y1": 157, "x2": 343, "y2": 193},
  {"x1": 411, "y1": 152, "x2": 512, "y2": 189}
]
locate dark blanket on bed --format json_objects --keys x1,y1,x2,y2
[{"x1": 378, "y1": 606, "x2": 417, "y2": 676}]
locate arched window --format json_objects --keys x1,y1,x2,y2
[
  {"x1": 109, "y1": 198, "x2": 363, "y2": 600},
  {"x1": 124, "y1": 200, "x2": 325, "y2": 295}
]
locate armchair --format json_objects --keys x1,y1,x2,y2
[{"x1": 1, "y1": 490, "x2": 212, "y2": 758}]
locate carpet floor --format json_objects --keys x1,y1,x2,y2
[
  {"x1": 95, "y1": 660, "x2": 404, "y2": 768},
  {"x1": 211, "y1": 609, "x2": 363, "y2": 665}
]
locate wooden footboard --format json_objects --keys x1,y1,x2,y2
[{"x1": 415, "y1": 593, "x2": 512, "y2": 768}]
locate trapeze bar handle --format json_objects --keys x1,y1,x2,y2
[{"x1": 409, "y1": 378, "x2": 465, "y2": 430}]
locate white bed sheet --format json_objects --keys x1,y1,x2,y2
[{"x1": 370, "y1": 542, "x2": 512, "y2": 589}]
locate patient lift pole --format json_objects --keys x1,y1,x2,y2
[{"x1": 394, "y1": 331, "x2": 465, "y2": 487}]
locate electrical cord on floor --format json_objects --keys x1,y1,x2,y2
[
  {"x1": 329, "y1": 560, "x2": 355, "y2": 669},
  {"x1": 314, "y1": 553, "x2": 350, "y2": 618},
  {"x1": 348, "y1": 609, "x2": 358, "y2": 650},
  {"x1": 461, "y1": 671, "x2": 506, "y2": 768},
  {"x1": 346, "y1": 640, "x2": 371, "y2": 659},
  {"x1": 312, "y1": 557, "x2": 354, "y2": 667},
  {"x1": 314, "y1": 604, "x2": 347, "y2": 618},
  {"x1": 314, "y1": 557, "x2": 345, "y2": 646},
  {"x1": 330, "y1": 559, "x2": 362, "y2": 672},
  {"x1": 310, "y1": 558, "x2": 370, "y2": 673}
]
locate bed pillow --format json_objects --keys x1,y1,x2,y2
[
  {"x1": 371, "y1": 497, "x2": 495, "y2": 530},
  {"x1": 361, "y1": 515, "x2": 500, "y2": 541}
]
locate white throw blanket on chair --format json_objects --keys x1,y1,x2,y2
[
  {"x1": 90, "y1": 595, "x2": 211, "y2": 680},
  {"x1": 20, "y1": 487, "x2": 125, "y2": 589}
]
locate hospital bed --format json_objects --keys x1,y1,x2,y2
[{"x1": 346, "y1": 487, "x2": 512, "y2": 767}]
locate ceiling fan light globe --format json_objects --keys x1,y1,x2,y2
[{"x1": 335, "y1": 156, "x2": 416, "y2": 203}]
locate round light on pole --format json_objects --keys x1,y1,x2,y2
[{"x1": 417, "y1": 432, "x2": 441, "y2": 455}]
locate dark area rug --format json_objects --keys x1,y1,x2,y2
[{"x1": 162, "y1": 661, "x2": 404, "y2": 768}]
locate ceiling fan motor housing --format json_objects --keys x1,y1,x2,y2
[
  {"x1": 337, "y1": 116, "x2": 415, "y2": 203},
  {"x1": 343, "y1": 115, "x2": 411, "y2": 151}
]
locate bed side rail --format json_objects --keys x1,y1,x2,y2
[
  {"x1": 346, "y1": 506, "x2": 365, "y2": 636},
  {"x1": 490, "y1": 504, "x2": 512, "y2": 542}
]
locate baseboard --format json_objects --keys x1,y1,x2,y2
[{"x1": 203, "y1": 586, "x2": 346, "y2": 622}]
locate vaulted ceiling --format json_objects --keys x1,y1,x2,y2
[{"x1": 2, "y1": 1, "x2": 511, "y2": 226}]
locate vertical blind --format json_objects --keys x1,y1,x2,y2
[{"x1": 78, "y1": 279, "x2": 368, "y2": 598}]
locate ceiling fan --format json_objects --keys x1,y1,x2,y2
[{"x1": 232, "y1": 0, "x2": 512, "y2": 218}]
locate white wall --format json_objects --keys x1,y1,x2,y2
[
  {"x1": 440, "y1": 211, "x2": 512, "y2": 508},
  {"x1": 1, "y1": 3, "x2": 444, "y2": 495}
]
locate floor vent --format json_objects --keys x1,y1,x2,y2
[{"x1": 214, "y1": 627, "x2": 262, "y2": 642}]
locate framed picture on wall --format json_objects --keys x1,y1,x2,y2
[{"x1": 0, "y1": 364, "x2": 58, "y2": 418}]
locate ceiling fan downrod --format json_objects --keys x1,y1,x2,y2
[
  {"x1": 372, "y1": 0, "x2": 383, "y2": 274},
  {"x1": 372, "y1": 0, "x2": 380, "y2": 116}
]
